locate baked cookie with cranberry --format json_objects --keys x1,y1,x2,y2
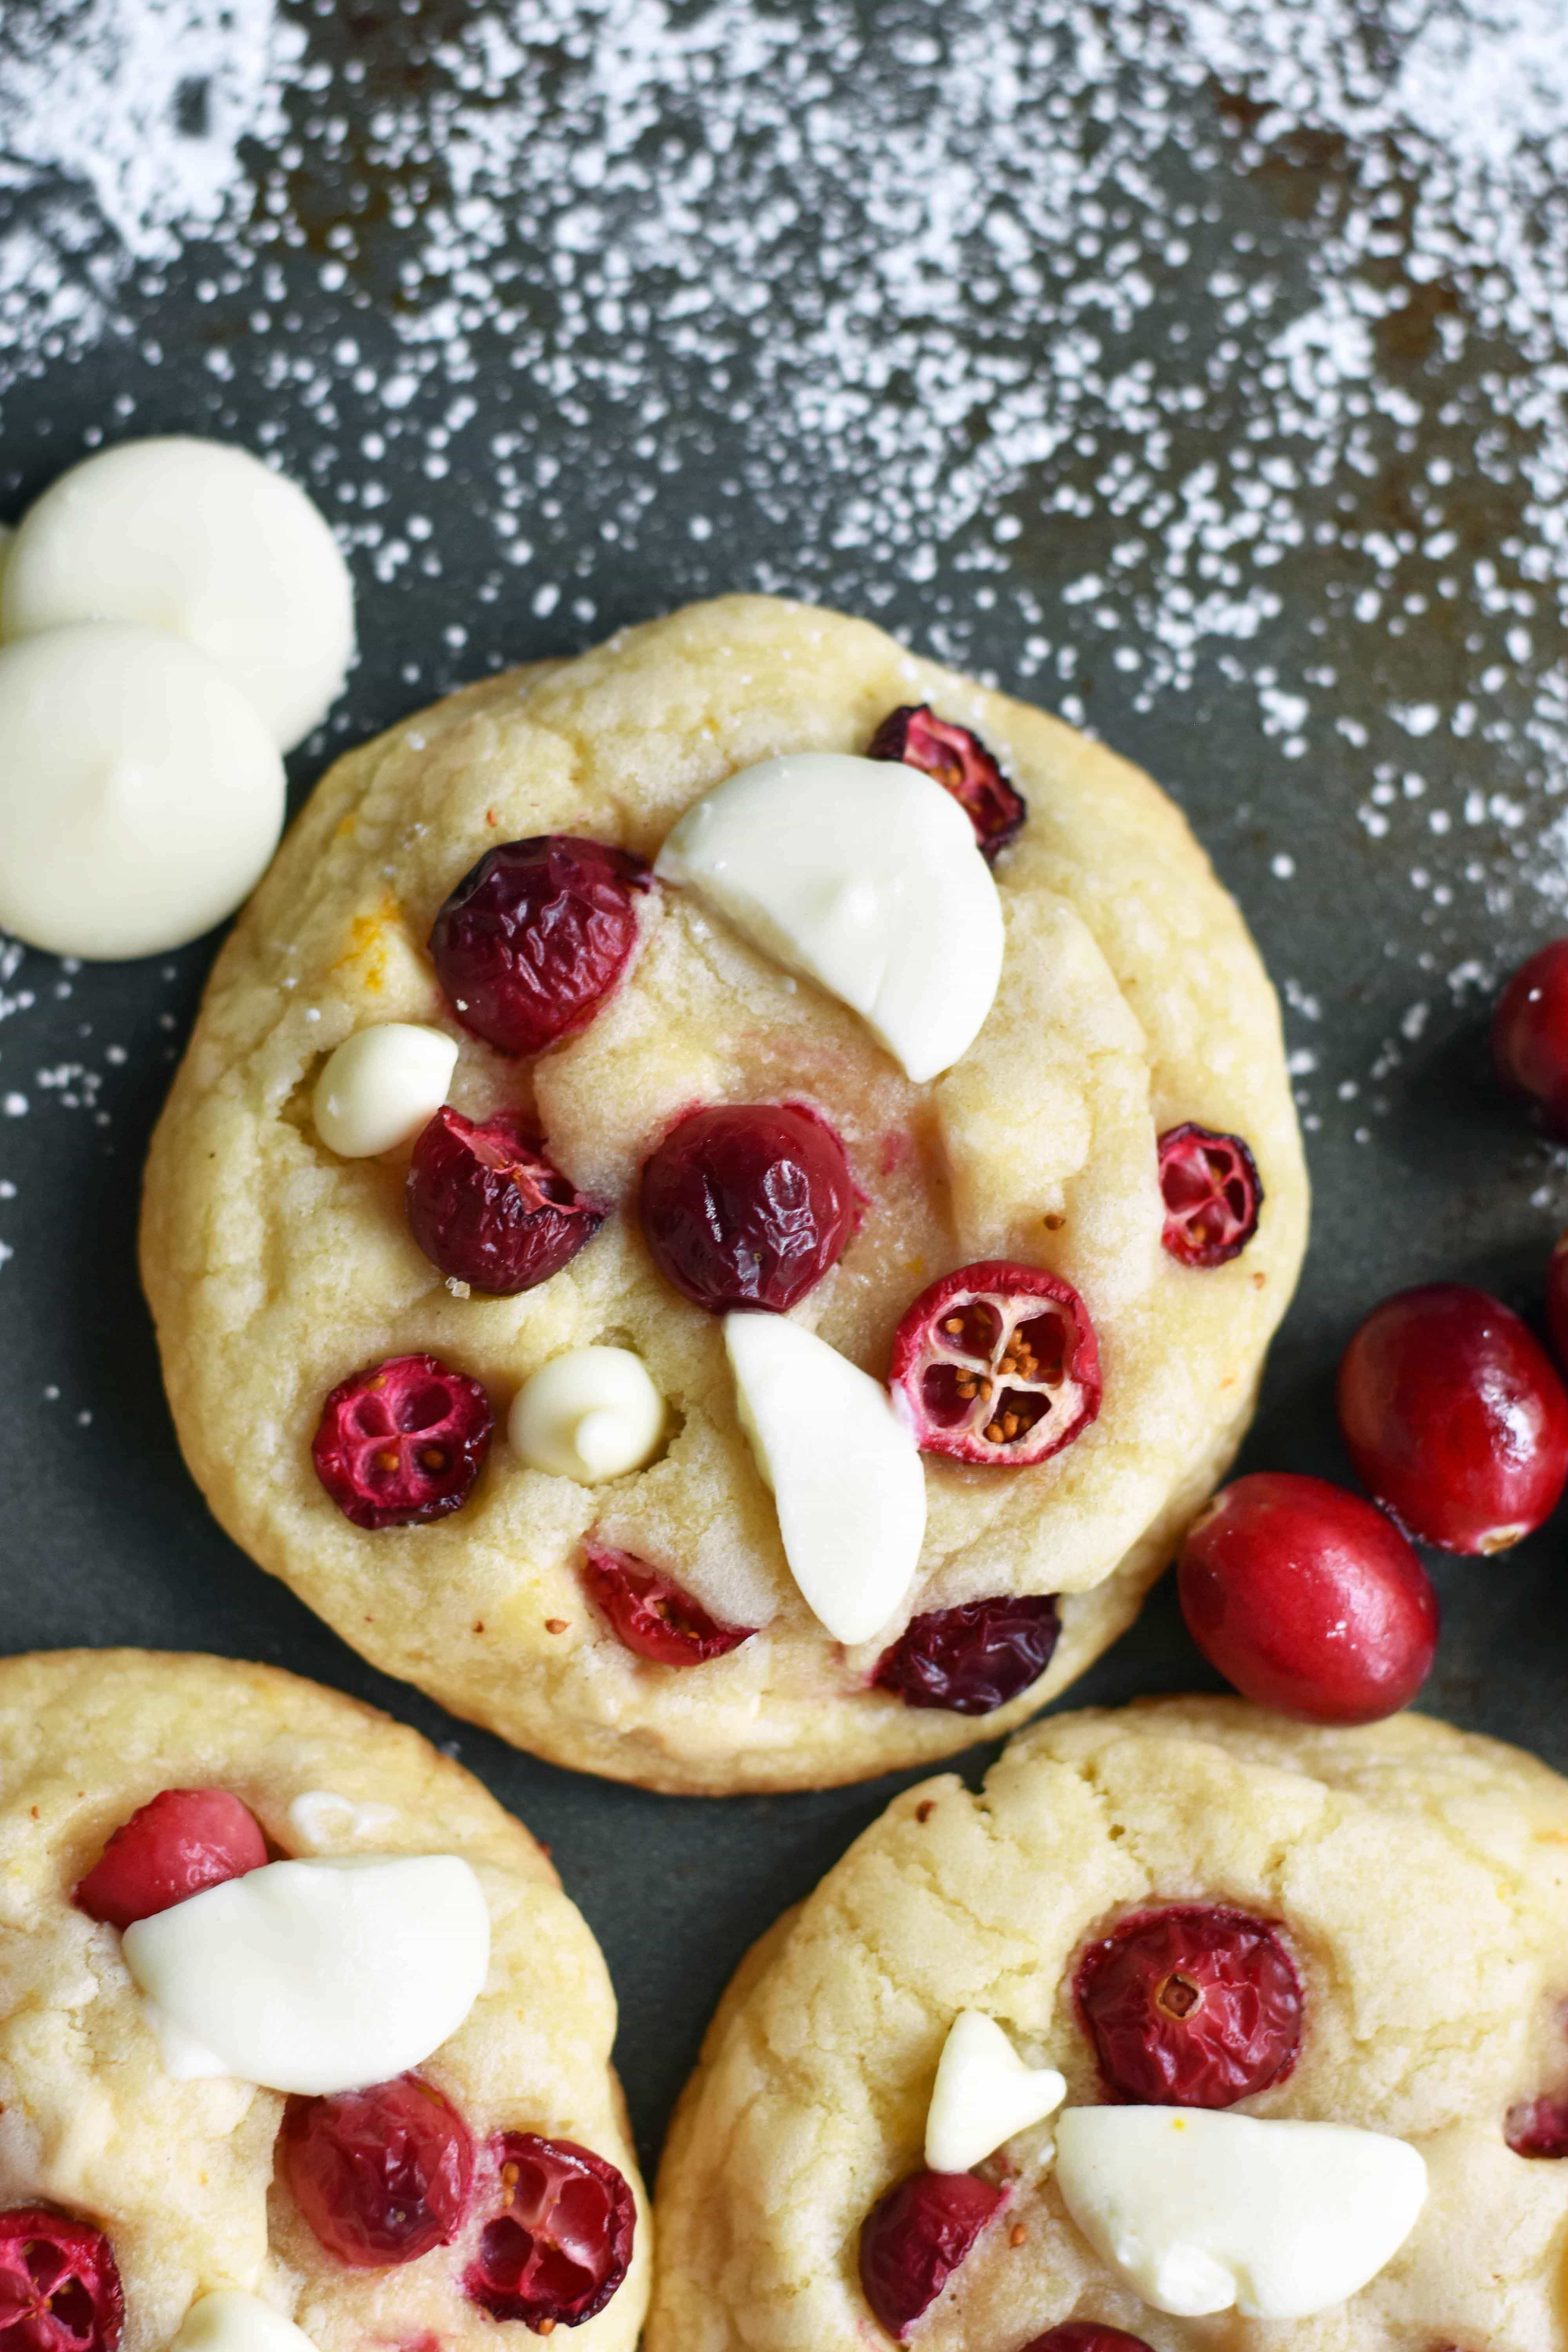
[
  {"x1": 0, "y1": 1650, "x2": 647, "y2": 2352},
  {"x1": 652, "y1": 1695, "x2": 1568, "y2": 2349},
  {"x1": 141, "y1": 596, "x2": 1308, "y2": 1793}
]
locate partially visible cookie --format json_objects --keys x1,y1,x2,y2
[
  {"x1": 651, "y1": 1697, "x2": 1568, "y2": 2347},
  {"x1": 0, "y1": 1651, "x2": 648, "y2": 2352}
]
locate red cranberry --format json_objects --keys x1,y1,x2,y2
[
  {"x1": 890, "y1": 1261, "x2": 1101, "y2": 1466},
  {"x1": 74, "y1": 1789, "x2": 266, "y2": 1929},
  {"x1": 581, "y1": 1544, "x2": 755, "y2": 1666},
  {"x1": 1505, "y1": 2096, "x2": 1568, "y2": 2157},
  {"x1": 1337, "y1": 1283, "x2": 1568, "y2": 1554},
  {"x1": 430, "y1": 836, "x2": 651, "y2": 1059},
  {"x1": 312, "y1": 1352, "x2": 493, "y2": 1530},
  {"x1": 872, "y1": 1595, "x2": 1060, "y2": 1713},
  {"x1": 1157, "y1": 1125, "x2": 1263, "y2": 1267},
  {"x1": 282, "y1": 2074, "x2": 475, "y2": 2268},
  {"x1": 1074, "y1": 1904, "x2": 1303, "y2": 2108},
  {"x1": 406, "y1": 1108, "x2": 603, "y2": 1294},
  {"x1": 1492, "y1": 938, "x2": 1568, "y2": 1134},
  {"x1": 1021, "y1": 2329, "x2": 1155, "y2": 2352},
  {"x1": 866, "y1": 705, "x2": 1026, "y2": 859},
  {"x1": 858, "y1": 2170, "x2": 1003, "y2": 2340},
  {"x1": 463, "y1": 2134, "x2": 635, "y2": 2330},
  {"x1": 1178, "y1": 1472, "x2": 1438, "y2": 1724},
  {"x1": 0, "y1": 2211, "x2": 123, "y2": 2352},
  {"x1": 638, "y1": 1102, "x2": 858, "y2": 1314},
  {"x1": 1548, "y1": 1229, "x2": 1568, "y2": 1370}
]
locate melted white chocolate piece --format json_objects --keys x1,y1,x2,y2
[
  {"x1": 171, "y1": 2293, "x2": 321, "y2": 2352},
  {"x1": 509, "y1": 1345, "x2": 666, "y2": 1482},
  {"x1": 924, "y1": 2012, "x2": 1066, "y2": 2174},
  {"x1": 312, "y1": 1023, "x2": 459, "y2": 1158}
]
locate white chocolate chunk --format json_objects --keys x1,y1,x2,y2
[
  {"x1": 286, "y1": 1790, "x2": 399, "y2": 1850},
  {"x1": 724, "y1": 1310, "x2": 925, "y2": 1644},
  {"x1": 509, "y1": 1345, "x2": 666, "y2": 1482},
  {"x1": 0, "y1": 622, "x2": 285, "y2": 959},
  {"x1": 655, "y1": 753, "x2": 1004, "y2": 1084},
  {"x1": 312, "y1": 1022, "x2": 459, "y2": 1158},
  {"x1": 924, "y1": 2012, "x2": 1066, "y2": 2174},
  {"x1": 1, "y1": 437, "x2": 355, "y2": 750},
  {"x1": 1054, "y1": 2105, "x2": 1428, "y2": 2319},
  {"x1": 171, "y1": 2292, "x2": 321, "y2": 2352},
  {"x1": 122, "y1": 1855, "x2": 490, "y2": 2096}
]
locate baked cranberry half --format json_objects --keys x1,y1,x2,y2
[
  {"x1": 857, "y1": 2169, "x2": 1004, "y2": 2340},
  {"x1": 1506, "y1": 2096, "x2": 1568, "y2": 2157},
  {"x1": 873, "y1": 1595, "x2": 1060, "y2": 1713},
  {"x1": 430, "y1": 836, "x2": 652, "y2": 1059},
  {"x1": 1022, "y1": 2329, "x2": 1155, "y2": 2352},
  {"x1": 0, "y1": 2210, "x2": 123, "y2": 2352},
  {"x1": 281, "y1": 2074, "x2": 475, "y2": 2268},
  {"x1": 406, "y1": 1107, "x2": 604, "y2": 1294},
  {"x1": 74, "y1": 1788, "x2": 267, "y2": 1929},
  {"x1": 1074, "y1": 1903, "x2": 1303, "y2": 2107},
  {"x1": 1158, "y1": 1124, "x2": 1263, "y2": 1267},
  {"x1": 463, "y1": 2133, "x2": 635, "y2": 2330},
  {"x1": 866, "y1": 705, "x2": 1026, "y2": 859},
  {"x1": 582, "y1": 1543, "x2": 756, "y2": 1666},
  {"x1": 1492, "y1": 938, "x2": 1568, "y2": 1135},
  {"x1": 890, "y1": 1261, "x2": 1101, "y2": 1466},
  {"x1": 312, "y1": 1352, "x2": 493, "y2": 1529},
  {"x1": 639, "y1": 1102, "x2": 858, "y2": 1314}
]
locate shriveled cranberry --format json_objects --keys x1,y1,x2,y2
[
  {"x1": 0, "y1": 2210, "x2": 123, "y2": 2352},
  {"x1": 1492, "y1": 939, "x2": 1568, "y2": 1134},
  {"x1": 406, "y1": 1107, "x2": 603, "y2": 1293},
  {"x1": 74, "y1": 1788, "x2": 266, "y2": 1929},
  {"x1": 858, "y1": 2169, "x2": 1003, "y2": 2340},
  {"x1": 430, "y1": 836, "x2": 652, "y2": 1058},
  {"x1": 1548, "y1": 1230, "x2": 1568, "y2": 1371},
  {"x1": 890, "y1": 1261, "x2": 1101, "y2": 1466},
  {"x1": 312, "y1": 1352, "x2": 493, "y2": 1529},
  {"x1": 282, "y1": 2074, "x2": 475, "y2": 2268},
  {"x1": 1157, "y1": 1124, "x2": 1263, "y2": 1267},
  {"x1": 581, "y1": 1543, "x2": 755, "y2": 1666},
  {"x1": 1074, "y1": 1904, "x2": 1303, "y2": 2108},
  {"x1": 1021, "y1": 2328, "x2": 1155, "y2": 2352},
  {"x1": 1338, "y1": 1283, "x2": 1568, "y2": 1554},
  {"x1": 872, "y1": 1595, "x2": 1060, "y2": 1713},
  {"x1": 1506, "y1": 2096, "x2": 1568, "y2": 2157},
  {"x1": 866, "y1": 705, "x2": 1026, "y2": 859},
  {"x1": 1178, "y1": 1472, "x2": 1438, "y2": 1724},
  {"x1": 463, "y1": 2133, "x2": 635, "y2": 2330},
  {"x1": 639, "y1": 1102, "x2": 858, "y2": 1314}
]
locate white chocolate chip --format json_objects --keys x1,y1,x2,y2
[
  {"x1": 924, "y1": 2012, "x2": 1066, "y2": 2174},
  {"x1": 509, "y1": 1345, "x2": 666, "y2": 1483},
  {"x1": 170, "y1": 2293, "x2": 321, "y2": 2352},
  {"x1": 311, "y1": 1023, "x2": 459, "y2": 1158}
]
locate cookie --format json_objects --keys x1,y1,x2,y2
[
  {"x1": 651, "y1": 1696, "x2": 1568, "y2": 2347},
  {"x1": 141, "y1": 597, "x2": 1308, "y2": 1793},
  {"x1": 0, "y1": 1650, "x2": 648, "y2": 2352}
]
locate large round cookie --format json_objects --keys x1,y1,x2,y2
[
  {"x1": 651, "y1": 1697, "x2": 1568, "y2": 2348},
  {"x1": 141, "y1": 597, "x2": 1308, "y2": 1793},
  {"x1": 0, "y1": 1650, "x2": 648, "y2": 2352}
]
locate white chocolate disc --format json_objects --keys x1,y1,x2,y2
[
  {"x1": 1, "y1": 437, "x2": 355, "y2": 750},
  {"x1": 510, "y1": 1345, "x2": 667, "y2": 1482},
  {"x1": 0, "y1": 621, "x2": 285, "y2": 960},
  {"x1": 171, "y1": 2295, "x2": 321, "y2": 2352},
  {"x1": 312, "y1": 1022, "x2": 459, "y2": 1157}
]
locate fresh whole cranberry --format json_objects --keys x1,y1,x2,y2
[
  {"x1": 581, "y1": 1543, "x2": 756, "y2": 1666},
  {"x1": 1074, "y1": 1903, "x2": 1303, "y2": 2107},
  {"x1": 1178, "y1": 1472, "x2": 1438, "y2": 1724},
  {"x1": 872, "y1": 1595, "x2": 1060, "y2": 1713},
  {"x1": 1492, "y1": 938, "x2": 1568, "y2": 1134},
  {"x1": 857, "y1": 2169, "x2": 1004, "y2": 2340},
  {"x1": 1338, "y1": 1283, "x2": 1568, "y2": 1553},
  {"x1": 74, "y1": 1788, "x2": 267, "y2": 1929},
  {"x1": 282, "y1": 2074, "x2": 475, "y2": 2267},
  {"x1": 406, "y1": 1107, "x2": 604, "y2": 1294},
  {"x1": 0, "y1": 2210, "x2": 123, "y2": 2352},
  {"x1": 639, "y1": 1102, "x2": 858, "y2": 1314},
  {"x1": 429, "y1": 836, "x2": 652, "y2": 1059},
  {"x1": 1505, "y1": 2096, "x2": 1568, "y2": 2157},
  {"x1": 1157, "y1": 1125, "x2": 1263, "y2": 1267},
  {"x1": 462, "y1": 2133, "x2": 635, "y2": 2329},
  {"x1": 1020, "y1": 2328, "x2": 1155, "y2": 2352},
  {"x1": 866, "y1": 706, "x2": 1027, "y2": 859},
  {"x1": 312, "y1": 1352, "x2": 493, "y2": 1530},
  {"x1": 890, "y1": 1261, "x2": 1101, "y2": 1466}
]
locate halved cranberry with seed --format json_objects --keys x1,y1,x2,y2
[
  {"x1": 1022, "y1": 2329, "x2": 1155, "y2": 2352},
  {"x1": 1074, "y1": 1904, "x2": 1303, "y2": 2108},
  {"x1": 430, "y1": 836, "x2": 652, "y2": 1059},
  {"x1": 1337, "y1": 1283, "x2": 1568, "y2": 1554},
  {"x1": 1492, "y1": 938, "x2": 1568, "y2": 1134},
  {"x1": 463, "y1": 2133, "x2": 635, "y2": 2330},
  {"x1": 867, "y1": 706, "x2": 1026, "y2": 859},
  {"x1": 406, "y1": 1108, "x2": 603, "y2": 1294},
  {"x1": 890, "y1": 1261, "x2": 1101, "y2": 1466},
  {"x1": 581, "y1": 1543, "x2": 755, "y2": 1666},
  {"x1": 0, "y1": 2210, "x2": 123, "y2": 2352},
  {"x1": 1158, "y1": 1124, "x2": 1263, "y2": 1267},
  {"x1": 639, "y1": 1102, "x2": 859, "y2": 1314},
  {"x1": 74, "y1": 1788, "x2": 267, "y2": 1929},
  {"x1": 312, "y1": 1352, "x2": 493, "y2": 1529},
  {"x1": 873, "y1": 1595, "x2": 1060, "y2": 1713},
  {"x1": 1506, "y1": 2096, "x2": 1568, "y2": 2157},
  {"x1": 858, "y1": 2169, "x2": 1004, "y2": 2341},
  {"x1": 282, "y1": 2074, "x2": 475, "y2": 2267}
]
